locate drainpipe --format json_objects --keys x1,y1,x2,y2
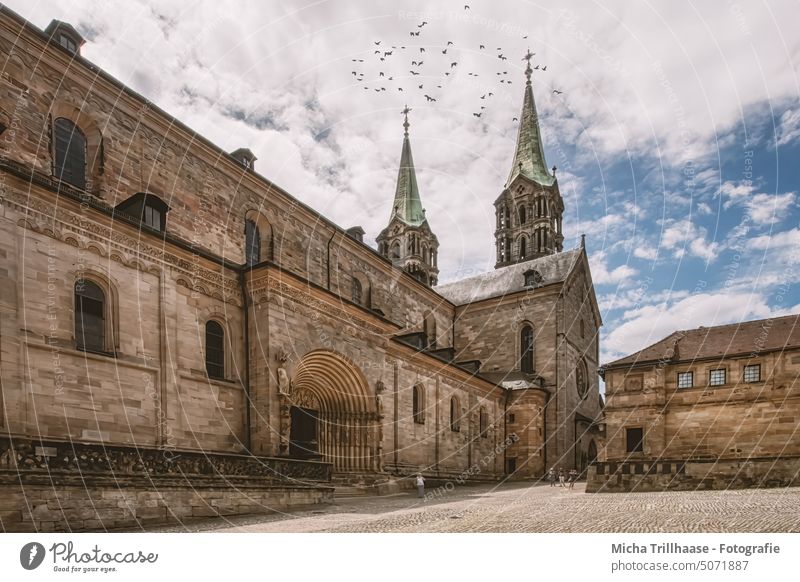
[{"x1": 239, "y1": 268, "x2": 252, "y2": 453}]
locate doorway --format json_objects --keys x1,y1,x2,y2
[{"x1": 289, "y1": 406, "x2": 320, "y2": 460}]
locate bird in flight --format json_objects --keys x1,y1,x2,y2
[
  {"x1": 447, "y1": 41, "x2": 454, "y2": 46},
  {"x1": 534, "y1": 64, "x2": 540, "y2": 70},
  {"x1": 542, "y1": 65, "x2": 547, "y2": 71},
  {"x1": 553, "y1": 89, "x2": 563, "y2": 94},
  {"x1": 442, "y1": 49, "x2": 448, "y2": 54},
  {"x1": 450, "y1": 62, "x2": 458, "y2": 68},
  {"x1": 418, "y1": 21, "x2": 428, "y2": 27},
  {"x1": 410, "y1": 70, "x2": 420, "y2": 75},
  {"x1": 513, "y1": 117, "x2": 518, "y2": 121},
  {"x1": 424, "y1": 94, "x2": 436, "y2": 102},
  {"x1": 480, "y1": 45, "x2": 485, "y2": 49},
  {"x1": 418, "y1": 84, "x2": 423, "y2": 89},
  {"x1": 384, "y1": 51, "x2": 393, "y2": 56},
  {"x1": 374, "y1": 41, "x2": 381, "y2": 45},
  {"x1": 420, "y1": 47, "x2": 425, "y2": 53},
  {"x1": 473, "y1": 112, "x2": 482, "y2": 117},
  {"x1": 488, "y1": 92, "x2": 494, "y2": 96},
  {"x1": 410, "y1": 31, "x2": 420, "y2": 37},
  {"x1": 379, "y1": 72, "x2": 385, "y2": 77},
  {"x1": 465, "y1": 5, "x2": 470, "y2": 9}
]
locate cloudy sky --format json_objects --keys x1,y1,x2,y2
[{"x1": 14, "y1": 0, "x2": 800, "y2": 364}]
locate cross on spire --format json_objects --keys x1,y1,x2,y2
[
  {"x1": 402, "y1": 105, "x2": 411, "y2": 135},
  {"x1": 523, "y1": 49, "x2": 534, "y2": 85}
]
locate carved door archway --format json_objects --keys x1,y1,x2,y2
[{"x1": 288, "y1": 350, "x2": 379, "y2": 473}]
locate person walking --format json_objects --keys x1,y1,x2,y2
[
  {"x1": 558, "y1": 468, "x2": 565, "y2": 487},
  {"x1": 548, "y1": 467, "x2": 556, "y2": 487},
  {"x1": 568, "y1": 469, "x2": 578, "y2": 490},
  {"x1": 415, "y1": 473, "x2": 425, "y2": 498}
]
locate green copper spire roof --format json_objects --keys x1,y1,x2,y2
[
  {"x1": 390, "y1": 106, "x2": 426, "y2": 227},
  {"x1": 507, "y1": 50, "x2": 556, "y2": 187}
]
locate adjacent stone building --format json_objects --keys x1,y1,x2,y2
[
  {"x1": 0, "y1": 7, "x2": 602, "y2": 531},
  {"x1": 589, "y1": 314, "x2": 800, "y2": 492}
]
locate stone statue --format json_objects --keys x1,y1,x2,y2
[{"x1": 277, "y1": 367, "x2": 291, "y2": 395}]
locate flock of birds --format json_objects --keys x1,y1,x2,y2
[{"x1": 346, "y1": 6, "x2": 563, "y2": 123}]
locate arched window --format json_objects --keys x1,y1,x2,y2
[
  {"x1": 520, "y1": 325, "x2": 534, "y2": 373},
  {"x1": 351, "y1": 277, "x2": 363, "y2": 305},
  {"x1": 518, "y1": 206, "x2": 527, "y2": 225},
  {"x1": 390, "y1": 242, "x2": 401, "y2": 259},
  {"x1": 54, "y1": 117, "x2": 87, "y2": 189},
  {"x1": 205, "y1": 321, "x2": 225, "y2": 379},
  {"x1": 479, "y1": 406, "x2": 488, "y2": 438},
  {"x1": 450, "y1": 396, "x2": 460, "y2": 432},
  {"x1": 519, "y1": 236, "x2": 527, "y2": 260},
  {"x1": 245, "y1": 219, "x2": 261, "y2": 266},
  {"x1": 75, "y1": 279, "x2": 105, "y2": 352},
  {"x1": 413, "y1": 385, "x2": 425, "y2": 424}
]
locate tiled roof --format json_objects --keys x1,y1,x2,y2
[
  {"x1": 605, "y1": 313, "x2": 800, "y2": 368},
  {"x1": 434, "y1": 249, "x2": 581, "y2": 305}
]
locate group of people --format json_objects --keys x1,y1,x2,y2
[{"x1": 547, "y1": 467, "x2": 578, "y2": 489}]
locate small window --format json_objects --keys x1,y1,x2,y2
[
  {"x1": 507, "y1": 413, "x2": 516, "y2": 424},
  {"x1": 351, "y1": 277, "x2": 363, "y2": 305},
  {"x1": 143, "y1": 203, "x2": 162, "y2": 231},
  {"x1": 205, "y1": 321, "x2": 225, "y2": 379},
  {"x1": 75, "y1": 279, "x2": 105, "y2": 352},
  {"x1": 413, "y1": 385, "x2": 425, "y2": 424},
  {"x1": 450, "y1": 397, "x2": 460, "y2": 432},
  {"x1": 518, "y1": 206, "x2": 527, "y2": 225},
  {"x1": 54, "y1": 117, "x2": 87, "y2": 189},
  {"x1": 709, "y1": 369, "x2": 726, "y2": 386},
  {"x1": 743, "y1": 364, "x2": 761, "y2": 383},
  {"x1": 625, "y1": 427, "x2": 644, "y2": 453},
  {"x1": 519, "y1": 237, "x2": 527, "y2": 260},
  {"x1": 677, "y1": 372, "x2": 693, "y2": 389},
  {"x1": 479, "y1": 407, "x2": 488, "y2": 438},
  {"x1": 520, "y1": 325, "x2": 534, "y2": 373},
  {"x1": 245, "y1": 219, "x2": 261, "y2": 265},
  {"x1": 524, "y1": 269, "x2": 542, "y2": 288},
  {"x1": 59, "y1": 34, "x2": 77, "y2": 54}
]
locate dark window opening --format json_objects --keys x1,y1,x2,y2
[
  {"x1": 54, "y1": 117, "x2": 86, "y2": 189},
  {"x1": 205, "y1": 321, "x2": 225, "y2": 379},
  {"x1": 625, "y1": 427, "x2": 644, "y2": 454},
  {"x1": 479, "y1": 407, "x2": 488, "y2": 438},
  {"x1": 413, "y1": 385, "x2": 425, "y2": 424},
  {"x1": 520, "y1": 325, "x2": 534, "y2": 373},
  {"x1": 506, "y1": 458, "x2": 517, "y2": 474},
  {"x1": 507, "y1": 413, "x2": 516, "y2": 424},
  {"x1": 245, "y1": 219, "x2": 261, "y2": 266},
  {"x1": 59, "y1": 34, "x2": 77, "y2": 53},
  {"x1": 450, "y1": 397, "x2": 460, "y2": 432},
  {"x1": 75, "y1": 279, "x2": 106, "y2": 352}
]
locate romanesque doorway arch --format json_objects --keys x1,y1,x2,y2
[{"x1": 287, "y1": 350, "x2": 379, "y2": 473}]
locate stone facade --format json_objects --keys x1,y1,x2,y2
[
  {"x1": 0, "y1": 8, "x2": 603, "y2": 530},
  {"x1": 590, "y1": 314, "x2": 800, "y2": 492}
]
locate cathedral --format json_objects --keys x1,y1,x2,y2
[{"x1": 0, "y1": 8, "x2": 602, "y2": 531}]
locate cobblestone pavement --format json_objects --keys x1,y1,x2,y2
[{"x1": 147, "y1": 483, "x2": 800, "y2": 533}]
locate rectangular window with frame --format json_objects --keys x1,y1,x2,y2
[
  {"x1": 709, "y1": 368, "x2": 726, "y2": 386},
  {"x1": 625, "y1": 427, "x2": 644, "y2": 453},
  {"x1": 743, "y1": 364, "x2": 761, "y2": 383},
  {"x1": 677, "y1": 371, "x2": 693, "y2": 389}
]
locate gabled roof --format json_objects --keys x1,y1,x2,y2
[
  {"x1": 605, "y1": 313, "x2": 800, "y2": 369},
  {"x1": 434, "y1": 248, "x2": 581, "y2": 305}
]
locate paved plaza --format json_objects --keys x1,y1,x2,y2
[{"x1": 147, "y1": 482, "x2": 800, "y2": 533}]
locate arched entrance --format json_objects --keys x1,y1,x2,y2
[{"x1": 287, "y1": 350, "x2": 379, "y2": 473}]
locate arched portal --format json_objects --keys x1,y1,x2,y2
[{"x1": 289, "y1": 350, "x2": 378, "y2": 473}]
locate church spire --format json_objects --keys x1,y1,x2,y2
[
  {"x1": 507, "y1": 50, "x2": 555, "y2": 187},
  {"x1": 390, "y1": 106, "x2": 426, "y2": 227}
]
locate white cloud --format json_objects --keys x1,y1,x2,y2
[
  {"x1": 589, "y1": 251, "x2": 638, "y2": 286},
  {"x1": 745, "y1": 192, "x2": 797, "y2": 225},
  {"x1": 660, "y1": 219, "x2": 720, "y2": 263},
  {"x1": 633, "y1": 245, "x2": 658, "y2": 260},
  {"x1": 776, "y1": 108, "x2": 800, "y2": 147},
  {"x1": 603, "y1": 291, "x2": 774, "y2": 363}
]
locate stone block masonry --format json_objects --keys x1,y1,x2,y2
[{"x1": 0, "y1": 438, "x2": 333, "y2": 532}]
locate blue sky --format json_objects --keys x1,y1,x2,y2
[{"x1": 12, "y1": 0, "x2": 800, "y2": 364}]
